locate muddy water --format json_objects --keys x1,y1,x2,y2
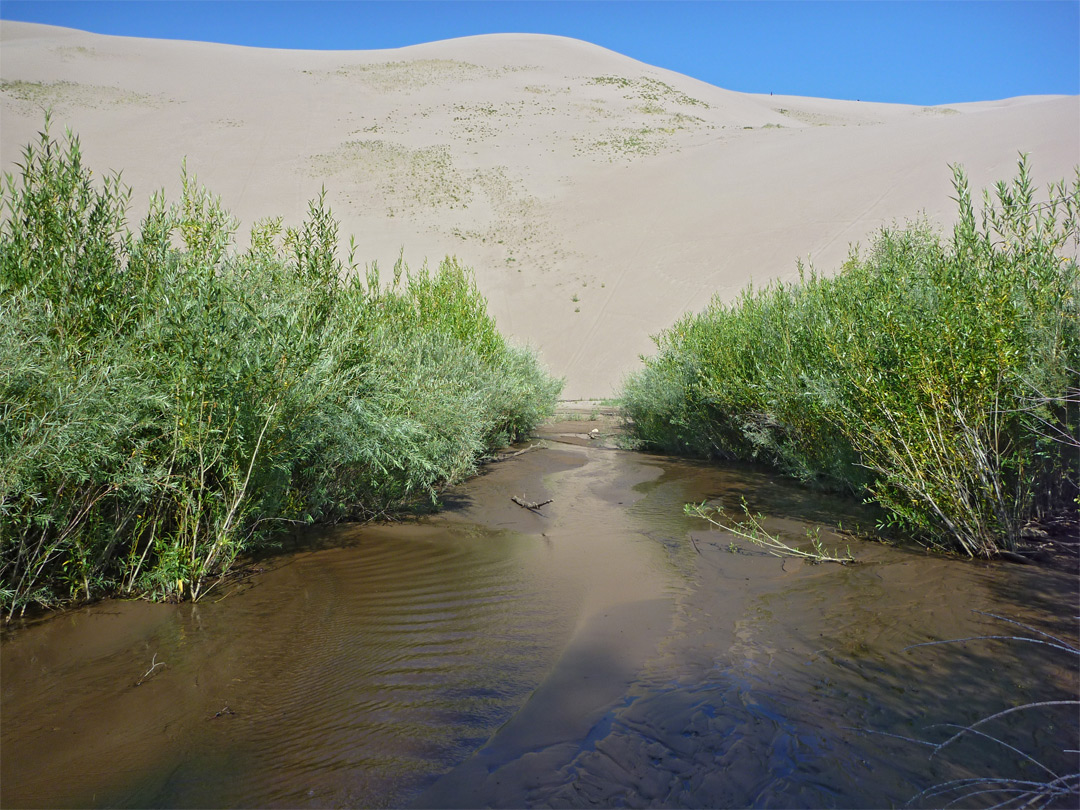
[{"x1": 3, "y1": 422, "x2": 1077, "y2": 808}]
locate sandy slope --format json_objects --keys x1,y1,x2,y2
[{"x1": 3, "y1": 21, "x2": 1077, "y2": 398}]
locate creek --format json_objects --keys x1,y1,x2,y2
[{"x1": 2, "y1": 418, "x2": 1077, "y2": 808}]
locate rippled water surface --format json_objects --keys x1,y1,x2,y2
[{"x1": 3, "y1": 422, "x2": 1077, "y2": 808}]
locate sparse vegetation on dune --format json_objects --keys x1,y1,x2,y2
[
  {"x1": 0, "y1": 120, "x2": 561, "y2": 618},
  {"x1": 0, "y1": 78, "x2": 165, "y2": 110},
  {"x1": 330, "y1": 58, "x2": 497, "y2": 91},
  {"x1": 623, "y1": 158, "x2": 1079, "y2": 558},
  {"x1": 587, "y1": 75, "x2": 708, "y2": 108}
]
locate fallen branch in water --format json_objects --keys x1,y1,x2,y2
[
  {"x1": 512, "y1": 495, "x2": 553, "y2": 514},
  {"x1": 489, "y1": 444, "x2": 540, "y2": 463},
  {"x1": 136, "y1": 653, "x2": 165, "y2": 686},
  {"x1": 686, "y1": 499, "x2": 856, "y2": 564}
]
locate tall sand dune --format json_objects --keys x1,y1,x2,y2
[{"x1": 3, "y1": 21, "x2": 1077, "y2": 398}]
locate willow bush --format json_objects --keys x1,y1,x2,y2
[
  {"x1": 0, "y1": 120, "x2": 560, "y2": 617},
  {"x1": 623, "y1": 157, "x2": 1079, "y2": 557}
]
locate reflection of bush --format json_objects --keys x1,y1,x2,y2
[
  {"x1": 0, "y1": 119, "x2": 560, "y2": 616},
  {"x1": 623, "y1": 158, "x2": 1079, "y2": 557}
]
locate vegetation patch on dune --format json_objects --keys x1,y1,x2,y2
[
  {"x1": 467, "y1": 165, "x2": 563, "y2": 271},
  {"x1": 332, "y1": 59, "x2": 496, "y2": 91},
  {"x1": 572, "y1": 75, "x2": 714, "y2": 160},
  {"x1": 524, "y1": 84, "x2": 569, "y2": 95},
  {"x1": 577, "y1": 126, "x2": 667, "y2": 159},
  {"x1": 774, "y1": 106, "x2": 860, "y2": 127},
  {"x1": 447, "y1": 99, "x2": 562, "y2": 144},
  {"x1": 311, "y1": 133, "x2": 560, "y2": 272},
  {"x1": 310, "y1": 139, "x2": 473, "y2": 213},
  {"x1": 0, "y1": 79, "x2": 165, "y2": 110},
  {"x1": 574, "y1": 121, "x2": 704, "y2": 161},
  {"x1": 0, "y1": 120, "x2": 561, "y2": 618},
  {"x1": 51, "y1": 46, "x2": 111, "y2": 61},
  {"x1": 622, "y1": 158, "x2": 1079, "y2": 558},
  {"x1": 588, "y1": 75, "x2": 709, "y2": 108}
]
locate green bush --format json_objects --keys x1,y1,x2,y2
[
  {"x1": 622, "y1": 157, "x2": 1079, "y2": 557},
  {"x1": 0, "y1": 119, "x2": 560, "y2": 617}
]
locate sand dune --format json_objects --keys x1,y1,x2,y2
[{"x1": 3, "y1": 21, "x2": 1077, "y2": 398}]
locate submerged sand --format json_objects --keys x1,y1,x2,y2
[
  {"x1": 4, "y1": 433, "x2": 1076, "y2": 807},
  {"x1": 2, "y1": 21, "x2": 1078, "y2": 398}
]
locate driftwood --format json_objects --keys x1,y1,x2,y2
[
  {"x1": 489, "y1": 444, "x2": 539, "y2": 463},
  {"x1": 134, "y1": 653, "x2": 165, "y2": 687},
  {"x1": 511, "y1": 495, "x2": 553, "y2": 514}
]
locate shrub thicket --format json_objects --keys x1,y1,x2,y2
[
  {"x1": 622, "y1": 158, "x2": 1079, "y2": 557},
  {"x1": 0, "y1": 120, "x2": 561, "y2": 617}
]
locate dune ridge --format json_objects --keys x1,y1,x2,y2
[{"x1": 3, "y1": 21, "x2": 1077, "y2": 398}]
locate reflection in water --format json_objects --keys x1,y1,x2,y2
[{"x1": 3, "y1": 436, "x2": 1077, "y2": 808}]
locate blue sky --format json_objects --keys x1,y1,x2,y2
[{"x1": 2, "y1": 1, "x2": 1077, "y2": 105}]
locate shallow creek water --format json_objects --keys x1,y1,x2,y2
[{"x1": 3, "y1": 420, "x2": 1077, "y2": 808}]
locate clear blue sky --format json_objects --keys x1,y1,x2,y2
[{"x1": 2, "y1": 1, "x2": 1077, "y2": 105}]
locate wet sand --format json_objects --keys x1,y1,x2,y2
[{"x1": 2, "y1": 427, "x2": 1077, "y2": 808}]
